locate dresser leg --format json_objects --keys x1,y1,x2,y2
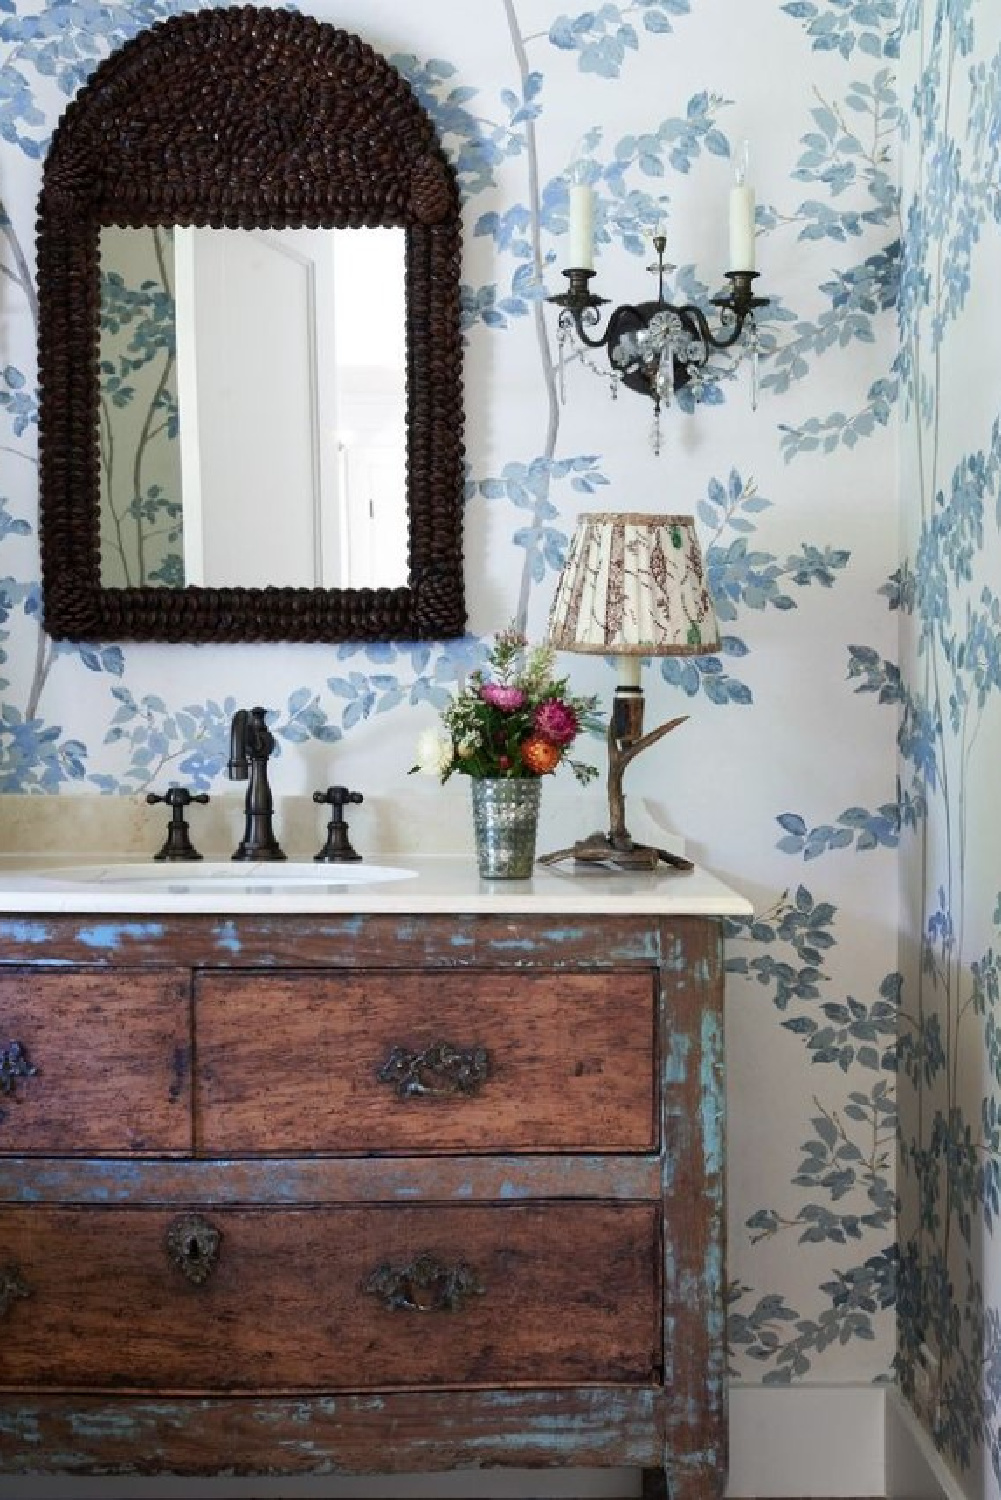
[{"x1": 643, "y1": 1467, "x2": 724, "y2": 1500}]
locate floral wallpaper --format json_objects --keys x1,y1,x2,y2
[
  {"x1": 0, "y1": 0, "x2": 901, "y2": 1400},
  {"x1": 897, "y1": 1, "x2": 1001, "y2": 1494}
]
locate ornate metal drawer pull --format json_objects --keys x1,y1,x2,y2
[
  {"x1": 0, "y1": 1042, "x2": 38, "y2": 1124},
  {"x1": 0, "y1": 1263, "x2": 29, "y2": 1321},
  {"x1": 377, "y1": 1042, "x2": 490, "y2": 1100},
  {"x1": 166, "y1": 1215, "x2": 222, "y2": 1286},
  {"x1": 364, "y1": 1253, "x2": 485, "y2": 1313}
]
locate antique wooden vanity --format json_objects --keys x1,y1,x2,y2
[{"x1": 0, "y1": 856, "x2": 749, "y2": 1497}]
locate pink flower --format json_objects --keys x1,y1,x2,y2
[
  {"x1": 480, "y1": 682, "x2": 525, "y2": 711},
  {"x1": 534, "y1": 699, "x2": 579, "y2": 746}
]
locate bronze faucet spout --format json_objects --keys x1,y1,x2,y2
[
  {"x1": 228, "y1": 708, "x2": 249, "y2": 781},
  {"x1": 227, "y1": 706, "x2": 286, "y2": 861}
]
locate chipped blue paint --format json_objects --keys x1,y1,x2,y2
[
  {"x1": 0, "y1": 1153, "x2": 660, "y2": 1205},
  {"x1": 664, "y1": 936, "x2": 686, "y2": 972},
  {"x1": 692, "y1": 955, "x2": 713, "y2": 983},
  {"x1": 75, "y1": 921, "x2": 166, "y2": 951},
  {"x1": 68, "y1": 1409, "x2": 148, "y2": 1441},
  {"x1": 213, "y1": 921, "x2": 242, "y2": 955},
  {"x1": 664, "y1": 1030, "x2": 691, "y2": 1085},
  {"x1": 662, "y1": 1315, "x2": 675, "y2": 1384},
  {"x1": 0, "y1": 920, "x2": 54, "y2": 946},
  {"x1": 535, "y1": 926, "x2": 587, "y2": 944},
  {"x1": 448, "y1": 933, "x2": 475, "y2": 947},
  {"x1": 669, "y1": 1446, "x2": 725, "y2": 1484},
  {"x1": 704, "y1": 1240, "x2": 726, "y2": 1343},
  {"x1": 5, "y1": 1390, "x2": 660, "y2": 1471},
  {"x1": 700, "y1": 1008, "x2": 724, "y2": 1176},
  {"x1": 0, "y1": 1410, "x2": 42, "y2": 1443},
  {"x1": 313, "y1": 917, "x2": 365, "y2": 939}
]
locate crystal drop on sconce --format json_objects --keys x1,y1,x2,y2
[{"x1": 547, "y1": 223, "x2": 770, "y2": 450}]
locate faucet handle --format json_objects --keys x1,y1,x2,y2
[
  {"x1": 146, "y1": 788, "x2": 210, "y2": 862},
  {"x1": 312, "y1": 786, "x2": 363, "y2": 863}
]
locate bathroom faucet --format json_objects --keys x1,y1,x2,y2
[{"x1": 228, "y1": 707, "x2": 286, "y2": 861}]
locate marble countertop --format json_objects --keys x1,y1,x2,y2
[{"x1": 0, "y1": 853, "x2": 752, "y2": 918}]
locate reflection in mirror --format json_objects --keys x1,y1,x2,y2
[{"x1": 98, "y1": 225, "x2": 407, "y2": 592}]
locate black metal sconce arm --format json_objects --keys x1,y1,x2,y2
[{"x1": 547, "y1": 236, "x2": 769, "y2": 399}]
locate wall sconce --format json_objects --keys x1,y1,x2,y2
[
  {"x1": 539, "y1": 511, "x2": 719, "y2": 873},
  {"x1": 548, "y1": 146, "x2": 769, "y2": 453}
]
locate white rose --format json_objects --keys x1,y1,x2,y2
[{"x1": 414, "y1": 728, "x2": 453, "y2": 777}]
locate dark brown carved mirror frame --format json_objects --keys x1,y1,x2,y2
[{"x1": 37, "y1": 6, "x2": 465, "y2": 643}]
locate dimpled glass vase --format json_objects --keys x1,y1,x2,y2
[{"x1": 470, "y1": 778, "x2": 541, "y2": 879}]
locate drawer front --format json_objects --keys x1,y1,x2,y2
[
  {"x1": 195, "y1": 970, "x2": 655, "y2": 1154},
  {"x1": 0, "y1": 1203, "x2": 660, "y2": 1390},
  {"x1": 0, "y1": 969, "x2": 191, "y2": 1155}
]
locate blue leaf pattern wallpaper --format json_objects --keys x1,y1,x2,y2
[
  {"x1": 0, "y1": 0, "x2": 908, "y2": 1443},
  {"x1": 898, "y1": 2, "x2": 1001, "y2": 1494}
]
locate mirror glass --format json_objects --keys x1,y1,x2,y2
[{"x1": 98, "y1": 224, "x2": 407, "y2": 592}]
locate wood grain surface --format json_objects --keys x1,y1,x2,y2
[
  {"x1": 0, "y1": 1201, "x2": 660, "y2": 1391},
  {"x1": 195, "y1": 969, "x2": 656, "y2": 1154},
  {"x1": 0, "y1": 968, "x2": 190, "y2": 1154}
]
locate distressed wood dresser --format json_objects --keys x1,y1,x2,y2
[{"x1": 0, "y1": 861, "x2": 748, "y2": 1496}]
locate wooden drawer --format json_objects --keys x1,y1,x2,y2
[
  {"x1": 0, "y1": 1203, "x2": 661, "y2": 1391},
  {"x1": 194, "y1": 970, "x2": 656, "y2": 1154},
  {"x1": 0, "y1": 969, "x2": 191, "y2": 1155}
]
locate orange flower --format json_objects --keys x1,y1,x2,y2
[{"x1": 520, "y1": 736, "x2": 561, "y2": 775}]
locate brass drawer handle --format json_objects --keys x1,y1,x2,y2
[
  {"x1": 0, "y1": 1042, "x2": 38, "y2": 1123},
  {"x1": 0, "y1": 1263, "x2": 29, "y2": 1321},
  {"x1": 377, "y1": 1042, "x2": 490, "y2": 1099},
  {"x1": 166, "y1": 1215, "x2": 222, "y2": 1286},
  {"x1": 364, "y1": 1253, "x2": 485, "y2": 1313}
]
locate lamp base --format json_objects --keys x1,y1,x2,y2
[{"x1": 537, "y1": 831, "x2": 693, "y2": 873}]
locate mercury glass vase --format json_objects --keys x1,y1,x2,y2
[{"x1": 470, "y1": 777, "x2": 542, "y2": 879}]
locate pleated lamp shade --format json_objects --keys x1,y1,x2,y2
[{"x1": 547, "y1": 512, "x2": 720, "y2": 656}]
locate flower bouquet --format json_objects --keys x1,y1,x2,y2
[
  {"x1": 412, "y1": 628, "x2": 600, "y2": 785},
  {"x1": 412, "y1": 629, "x2": 601, "y2": 877}
]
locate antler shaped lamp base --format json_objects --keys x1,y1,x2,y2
[{"x1": 538, "y1": 689, "x2": 694, "y2": 873}]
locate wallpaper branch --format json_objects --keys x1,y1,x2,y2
[
  {"x1": 0, "y1": 0, "x2": 899, "y2": 1418},
  {"x1": 897, "y1": 0, "x2": 1001, "y2": 1491}
]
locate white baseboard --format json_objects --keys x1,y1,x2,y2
[
  {"x1": 726, "y1": 1382, "x2": 887, "y2": 1497},
  {"x1": 884, "y1": 1389, "x2": 966, "y2": 1500}
]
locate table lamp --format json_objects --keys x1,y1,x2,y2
[{"x1": 540, "y1": 511, "x2": 720, "y2": 871}]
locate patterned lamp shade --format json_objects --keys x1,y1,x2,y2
[{"x1": 547, "y1": 512, "x2": 720, "y2": 657}]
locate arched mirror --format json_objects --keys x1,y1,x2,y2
[{"x1": 37, "y1": 6, "x2": 465, "y2": 643}]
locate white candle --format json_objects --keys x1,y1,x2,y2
[
  {"x1": 568, "y1": 182, "x2": 594, "y2": 270},
  {"x1": 729, "y1": 183, "x2": 756, "y2": 272},
  {"x1": 728, "y1": 142, "x2": 755, "y2": 272}
]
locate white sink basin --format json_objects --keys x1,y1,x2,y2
[{"x1": 38, "y1": 861, "x2": 417, "y2": 890}]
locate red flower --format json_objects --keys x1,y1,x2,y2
[{"x1": 534, "y1": 698, "x2": 579, "y2": 746}]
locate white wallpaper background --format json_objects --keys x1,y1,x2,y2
[{"x1": 0, "y1": 0, "x2": 902, "y2": 1399}]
